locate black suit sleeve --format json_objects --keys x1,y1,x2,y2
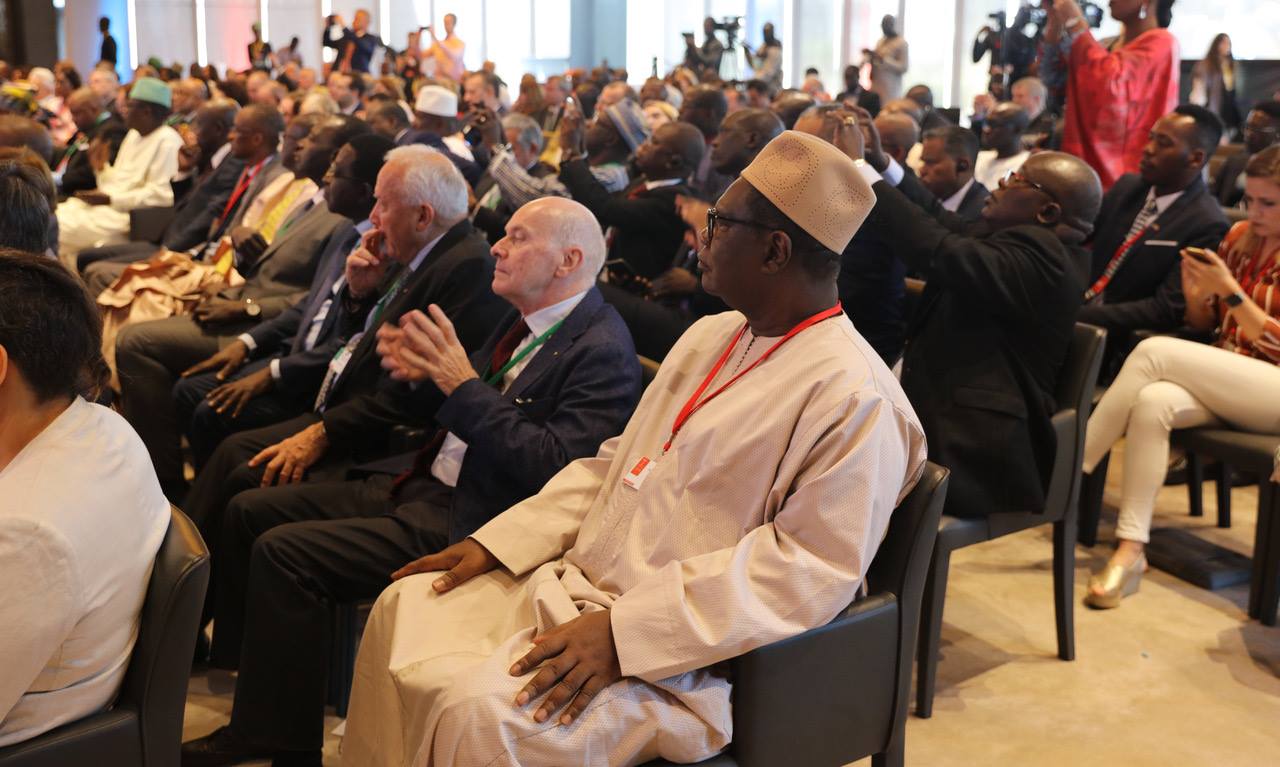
[
  {"x1": 434, "y1": 335, "x2": 639, "y2": 490},
  {"x1": 559, "y1": 159, "x2": 686, "y2": 276},
  {"x1": 247, "y1": 300, "x2": 305, "y2": 352},
  {"x1": 892, "y1": 171, "x2": 972, "y2": 234},
  {"x1": 871, "y1": 179, "x2": 1069, "y2": 320},
  {"x1": 320, "y1": 254, "x2": 496, "y2": 447}
]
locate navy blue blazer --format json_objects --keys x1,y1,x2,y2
[
  {"x1": 243, "y1": 223, "x2": 359, "y2": 396},
  {"x1": 406, "y1": 286, "x2": 642, "y2": 543}
]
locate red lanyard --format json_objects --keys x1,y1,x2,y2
[
  {"x1": 662, "y1": 303, "x2": 843, "y2": 454},
  {"x1": 217, "y1": 158, "x2": 266, "y2": 224},
  {"x1": 1085, "y1": 226, "x2": 1148, "y2": 300}
]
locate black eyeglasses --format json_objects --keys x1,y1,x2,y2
[
  {"x1": 705, "y1": 206, "x2": 774, "y2": 244},
  {"x1": 1001, "y1": 169, "x2": 1059, "y2": 205}
]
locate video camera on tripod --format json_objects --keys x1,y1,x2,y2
[{"x1": 973, "y1": 1, "x2": 1103, "y2": 92}]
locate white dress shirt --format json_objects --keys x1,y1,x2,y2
[
  {"x1": 430, "y1": 290, "x2": 588, "y2": 487},
  {"x1": 0, "y1": 398, "x2": 169, "y2": 746},
  {"x1": 942, "y1": 177, "x2": 978, "y2": 213},
  {"x1": 974, "y1": 149, "x2": 1031, "y2": 191}
]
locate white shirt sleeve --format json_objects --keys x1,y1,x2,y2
[{"x1": 0, "y1": 519, "x2": 79, "y2": 723}]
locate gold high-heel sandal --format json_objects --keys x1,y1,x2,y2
[{"x1": 1084, "y1": 553, "x2": 1146, "y2": 609}]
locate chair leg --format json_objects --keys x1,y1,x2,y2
[
  {"x1": 1077, "y1": 452, "x2": 1108, "y2": 547},
  {"x1": 1260, "y1": 484, "x2": 1280, "y2": 627},
  {"x1": 915, "y1": 546, "x2": 951, "y2": 719},
  {"x1": 1214, "y1": 462, "x2": 1232, "y2": 528},
  {"x1": 1186, "y1": 452, "x2": 1204, "y2": 517},
  {"x1": 872, "y1": 737, "x2": 905, "y2": 767},
  {"x1": 1053, "y1": 518, "x2": 1076, "y2": 661}
]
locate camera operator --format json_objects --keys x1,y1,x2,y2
[
  {"x1": 1041, "y1": 0, "x2": 1178, "y2": 189},
  {"x1": 683, "y1": 17, "x2": 725, "y2": 80},
  {"x1": 742, "y1": 22, "x2": 783, "y2": 93}
]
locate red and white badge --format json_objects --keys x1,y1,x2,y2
[{"x1": 621, "y1": 456, "x2": 655, "y2": 490}]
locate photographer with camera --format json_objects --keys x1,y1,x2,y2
[
  {"x1": 683, "y1": 17, "x2": 725, "y2": 81},
  {"x1": 743, "y1": 22, "x2": 783, "y2": 93},
  {"x1": 1041, "y1": 0, "x2": 1179, "y2": 190},
  {"x1": 321, "y1": 9, "x2": 384, "y2": 75}
]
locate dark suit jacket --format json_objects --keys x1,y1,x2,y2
[
  {"x1": 873, "y1": 175, "x2": 1083, "y2": 518},
  {"x1": 396, "y1": 129, "x2": 483, "y2": 187},
  {"x1": 426, "y1": 288, "x2": 641, "y2": 542},
  {"x1": 58, "y1": 115, "x2": 128, "y2": 197},
  {"x1": 839, "y1": 226, "x2": 906, "y2": 365},
  {"x1": 954, "y1": 179, "x2": 990, "y2": 222},
  {"x1": 560, "y1": 160, "x2": 691, "y2": 279},
  {"x1": 162, "y1": 153, "x2": 247, "y2": 252},
  {"x1": 222, "y1": 197, "x2": 348, "y2": 319},
  {"x1": 1078, "y1": 174, "x2": 1228, "y2": 335},
  {"x1": 1211, "y1": 151, "x2": 1248, "y2": 208},
  {"x1": 320, "y1": 221, "x2": 509, "y2": 460},
  {"x1": 243, "y1": 224, "x2": 360, "y2": 396},
  {"x1": 472, "y1": 160, "x2": 558, "y2": 243}
]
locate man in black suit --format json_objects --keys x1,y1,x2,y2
[
  {"x1": 180, "y1": 145, "x2": 507, "y2": 590},
  {"x1": 845, "y1": 108, "x2": 1102, "y2": 517},
  {"x1": 114, "y1": 115, "x2": 362, "y2": 500},
  {"x1": 56, "y1": 87, "x2": 127, "y2": 197},
  {"x1": 1078, "y1": 105, "x2": 1230, "y2": 350},
  {"x1": 679, "y1": 84, "x2": 731, "y2": 200},
  {"x1": 181, "y1": 197, "x2": 641, "y2": 765},
  {"x1": 1213, "y1": 101, "x2": 1280, "y2": 208},
  {"x1": 906, "y1": 84, "x2": 954, "y2": 132},
  {"x1": 561, "y1": 121, "x2": 705, "y2": 282},
  {"x1": 918, "y1": 125, "x2": 989, "y2": 221},
  {"x1": 98, "y1": 16, "x2": 117, "y2": 66},
  {"x1": 172, "y1": 134, "x2": 394, "y2": 469}
]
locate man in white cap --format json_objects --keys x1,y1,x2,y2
[
  {"x1": 411, "y1": 83, "x2": 471, "y2": 160},
  {"x1": 339, "y1": 129, "x2": 927, "y2": 766},
  {"x1": 55, "y1": 76, "x2": 182, "y2": 265}
]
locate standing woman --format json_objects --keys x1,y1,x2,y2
[
  {"x1": 1191, "y1": 34, "x2": 1242, "y2": 141},
  {"x1": 1042, "y1": 0, "x2": 1179, "y2": 190},
  {"x1": 1081, "y1": 145, "x2": 1280, "y2": 608}
]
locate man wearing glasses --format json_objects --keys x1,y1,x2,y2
[
  {"x1": 1213, "y1": 101, "x2": 1280, "y2": 208},
  {"x1": 838, "y1": 105, "x2": 1101, "y2": 520}
]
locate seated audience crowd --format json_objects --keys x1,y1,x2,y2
[{"x1": 0, "y1": 8, "x2": 1277, "y2": 763}]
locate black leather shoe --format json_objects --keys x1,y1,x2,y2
[{"x1": 181, "y1": 726, "x2": 272, "y2": 766}]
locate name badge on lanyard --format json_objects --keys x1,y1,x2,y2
[{"x1": 621, "y1": 456, "x2": 655, "y2": 490}]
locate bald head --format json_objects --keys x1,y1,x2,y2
[
  {"x1": 493, "y1": 197, "x2": 607, "y2": 312},
  {"x1": 983, "y1": 151, "x2": 1101, "y2": 243},
  {"x1": 771, "y1": 92, "x2": 816, "y2": 130},
  {"x1": 874, "y1": 112, "x2": 920, "y2": 165},
  {"x1": 711, "y1": 107, "x2": 784, "y2": 175},
  {"x1": 638, "y1": 121, "x2": 705, "y2": 180},
  {"x1": 882, "y1": 98, "x2": 923, "y2": 126},
  {"x1": 982, "y1": 102, "x2": 1029, "y2": 155}
]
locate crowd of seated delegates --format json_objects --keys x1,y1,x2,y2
[{"x1": 3, "y1": 17, "x2": 1280, "y2": 763}]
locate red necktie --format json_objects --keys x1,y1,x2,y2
[{"x1": 489, "y1": 319, "x2": 530, "y2": 376}]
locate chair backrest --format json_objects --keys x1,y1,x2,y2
[
  {"x1": 117, "y1": 507, "x2": 210, "y2": 766},
  {"x1": 1054, "y1": 323, "x2": 1106, "y2": 423},
  {"x1": 866, "y1": 462, "x2": 949, "y2": 756}
]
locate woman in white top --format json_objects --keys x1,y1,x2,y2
[{"x1": 0, "y1": 250, "x2": 169, "y2": 746}]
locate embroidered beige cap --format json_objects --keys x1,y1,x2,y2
[{"x1": 740, "y1": 130, "x2": 877, "y2": 253}]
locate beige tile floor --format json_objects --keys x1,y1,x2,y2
[{"x1": 184, "y1": 445, "x2": 1280, "y2": 766}]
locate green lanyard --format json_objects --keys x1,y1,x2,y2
[{"x1": 484, "y1": 319, "x2": 564, "y2": 386}]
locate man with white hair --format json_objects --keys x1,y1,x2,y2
[
  {"x1": 181, "y1": 197, "x2": 642, "y2": 766},
  {"x1": 341, "y1": 128, "x2": 926, "y2": 766},
  {"x1": 179, "y1": 145, "x2": 506, "y2": 622}
]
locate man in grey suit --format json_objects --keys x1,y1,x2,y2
[{"x1": 115, "y1": 116, "x2": 369, "y2": 501}]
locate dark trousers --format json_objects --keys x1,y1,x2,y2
[
  {"x1": 78, "y1": 240, "x2": 157, "y2": 279},
  {"x1": 172, "y1": 358, "x2": 309, "y2": 470},
  {"x1": 116, "y1": 315, "x2": 248, "y2": 501},
  {"x1": 222, "y1": 480, "x2": 453, "y2": 751}
]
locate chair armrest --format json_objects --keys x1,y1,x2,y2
[
  {"x1": 0, "y1": 709, "x2": 140, "y2": 766},
  {"x1": 727, "y1": 594, "x2": 899, "y2": 767}
]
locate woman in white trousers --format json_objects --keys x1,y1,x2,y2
[{"x1": 1082, "y1": 145, "x2": 1280, "y2": 607}]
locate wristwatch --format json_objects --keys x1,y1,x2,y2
[
  {"x1": 244, "y1": 298, "x2": 262, "y2": 318},
  {"x1": 1224, "y1": 291, "x2": 1246, "y2": 308}
]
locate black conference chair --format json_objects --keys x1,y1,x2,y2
[
  {"x1": 915, "y1": 323, "x2": 1105, "y2": 718},
  {"x1": 0, "y1": 506, "x2": 210, "y2": 767},
  {"x1": 1174, "y1": 428, "x2": 1280, "y2": 626},
  {"x1": 644, "y1": 462, "x2": 950, "y2": 767}
]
